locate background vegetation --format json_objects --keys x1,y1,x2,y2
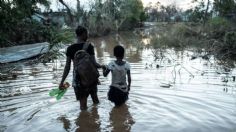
[
  {"x1": 0, "y1": 0, "x2": 146, "y2": 47},
  {"x1": 0, "y1": 0, "x2": 51, "y2": 47},
  {"x1": 1, "y1": 0, "x2": 236, "y2": 66},
  {"x1": 149, "y1": 0, "x2": 236, "y2": 64}
]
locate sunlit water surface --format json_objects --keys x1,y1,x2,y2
[{"x1": 1, "y1": 31, "x2": 236, "y2": 132}]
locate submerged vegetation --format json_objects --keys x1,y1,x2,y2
[{"x1": 149, "y1": 0, "x2": 236, "y2": 67}]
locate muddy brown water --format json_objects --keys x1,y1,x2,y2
[{"x1": 0, "y1": 30, "x2": 236, "y2": 132}]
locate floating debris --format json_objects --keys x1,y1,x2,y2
[{"x1": 160, "y1": 82, "x2": 172, "y2": 88}]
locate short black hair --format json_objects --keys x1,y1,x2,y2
[
  {"x1": 114, "y1": 45, "x2": 125, "y2": 58},
  {"x1": 75, "y1": 25, "x2": 87, "y2": 36}
]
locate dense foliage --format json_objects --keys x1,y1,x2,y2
[
  {"x1": 150, "y1": 0, "x2": 236, "y2": 63},
  {"x1": 0, "y1": 0, "x2": 53, "y2": 47},
  {"x1": 0, "y1": 0, "x2": 146, "y2": 47},
  {"x1": 145, "y1": 2, "x2": 181, "y2": 22},
  {"x1": 78, "y1": 0, "x2": 146, "y2": 36}
]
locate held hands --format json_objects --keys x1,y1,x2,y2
[
  {"x1": 101, "y1": 65, "x2": 109, "y2": 77},
  {"x1": 101, "y1": 65, "x2": 107, "y2": 70}
]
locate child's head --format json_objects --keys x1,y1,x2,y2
[
  {"x1": 114, "y1": 45, "x2": 125, "y2": 59},
  {"x1": 75, "y1": 25, "x2": 88, "y2": 41}
]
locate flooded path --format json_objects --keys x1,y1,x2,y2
[{"x1": 1, "y1": 30, "x2": 236, "y2": 132}]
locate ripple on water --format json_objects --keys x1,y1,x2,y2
[{"x1": 1, "y1": 39, "x2": 236, "y2": 132}]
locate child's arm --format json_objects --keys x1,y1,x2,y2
[
  {"x1": 103, "y1": 66, "x2": 110, "y2": 77},
  {"x1": 127, "y1": 70, "x2": 131, "y2": 91},
  {"x1": 59, "y1": 57, "x2": 71, "y2": 89},
  {"x1": 91, "y1": 55, "x2": 103, "y2": 68}
]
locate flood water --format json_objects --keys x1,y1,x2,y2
[{"x1": 1, "y1": 28, "x2": 236, "y2": 132}]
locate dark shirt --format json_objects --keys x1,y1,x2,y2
[{"x1": 66, "y1": 43, "x2": 95, "y2": 60}]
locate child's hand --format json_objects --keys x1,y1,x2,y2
[
  {"x1": 101, "y1": 65, "x2": 107, "y2": 70},
  {"x1": 102, "y1": 65, "x2": 108, "y2": 72},
  {"x1": 102, "y1": 65, "x2": 110, "y2": 77},
  {"x1": 64, "y1": 82, "x2": 70, "y2": 88},
  {"x1": 59, "y1": 82, "x2": 70, "y2": 90}
]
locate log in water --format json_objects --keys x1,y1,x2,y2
[{"x1": 0, "y1": 42, "x2": 49, "y2": 63}]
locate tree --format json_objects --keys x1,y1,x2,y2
[
  {"x1": 0, "y1": 0, "x2": 51, "y2": 46},
  {"x1": 165, "y1": 4, "x2": 178, "y2": 22},
  {"x1": 203, "y1": 0, "x2": 211, "y2": 25},
  {"x1": 82, "y1": 0, "x2": 145, "y2": 34},
  {"x1": 184, "y1": 0, "x2": 212, "y2": 23},
  {"x1": 58, "y1": 0, "x2": 75, "y2": 26},
  {"x1": 113, "y1": 0, "x2": 144, "y2": 30},
  {"x1": 213, "y1": 0, "x2": 236, "y2": 18},
  {"x1": 144, "y1": 2, "x2": 182, "y2": 22}
]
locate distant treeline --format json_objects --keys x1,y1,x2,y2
[
  {"x1": 149, "y1": 0, "x2": 236, "y2": 65},
  {"x1": 0, "y1": 0, "x2": 146, "y2": 47},
  {"x1": 145, "y1": 0, "x2": 236, "y2": 23}
]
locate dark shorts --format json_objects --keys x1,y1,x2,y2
[
  {"x1": 73, "y1": 85, "x2": 98, "y2": 100},
  {"x1": 108, "y1": 86, "x2": 128, "y2": 106}
]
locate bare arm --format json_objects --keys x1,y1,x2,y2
[
  {"x1": 89, "y1": 44, "x2": 104, "y2": 69},
  {"x1": 127, "y1": 70, "x2": 131, "y2": 91},
  {"x1": 59, "y1": 56, "x2": 71, "y2": 88},
  {"x1": 103, "y1": 66, "x2": 110, "y2": 77},
  {"x1": 91, "y1": 55, "x2": 102, "y2": 68}
]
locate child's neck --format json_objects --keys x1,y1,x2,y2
[
  {"x1": 77, "y1": 38, "x2": 86, "y2": 43},
  {"x1": 115, "y1": 58, "x2": 125, "y2": 65},
  {"x1": 116, "y1": 58, "x2": 123, "y2": 61}
]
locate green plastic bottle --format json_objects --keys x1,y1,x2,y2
[
  {"x1": 56, "y1": 89, "x2": 67, "y2": 100},
  {"x1": 49, "y1": 82, "x2": 70, "y2": 100}
]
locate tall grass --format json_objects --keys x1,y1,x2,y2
[{"x1": 150, "y1": 19, "x2": 236, "y2": 66}]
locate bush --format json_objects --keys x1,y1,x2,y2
[
  {"x1": 0, "y1": 19, "x2": 55, "y2": 47},
  {"x1": 151, "y1": 34, "x2": 182, "y2": 49},
  {"x1": 172, "y1": 23, "x2": 199, "y2": 37},
  {"x1": 216, "y1": 31, "x2": 236, "y2": 60},
  {"x1": 151, "y1": 23, "x2": 204, "y2": 50},
  {"x1": 206, "y1": 17, "x2": 233, "y2": 40},
  {"x1": 208, "y1": 17, "x2": 231, "y2": 28},
  {"x1": 49, "y1": 29, "x2": 74, "y2": 48},
  {"x1": 224, "y1": 31, "x2": 236, "y2": 47}
]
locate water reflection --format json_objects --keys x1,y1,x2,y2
[
  {"x1": 58, "y1": 116, "x2": 71, "y2": 132},
  {"x1": 1, "y1": 29, "x2": 236, "y2": 132},
  {"x1": 92, "y1": 33, "x2": 143, "y2": 63},
  {"x1": 75, "y1": 106, "x2": 100, "y2": 132},
  {"x1": 109, "y1": 104, "x2": 134, "y2": 132}
]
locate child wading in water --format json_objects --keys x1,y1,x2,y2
[
  {"x1": 103, "y1": 45, "x2": 131, "y2": 106},
  {"x1": 59, "y1": 26, "x2": 102, "y2": 110}
]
